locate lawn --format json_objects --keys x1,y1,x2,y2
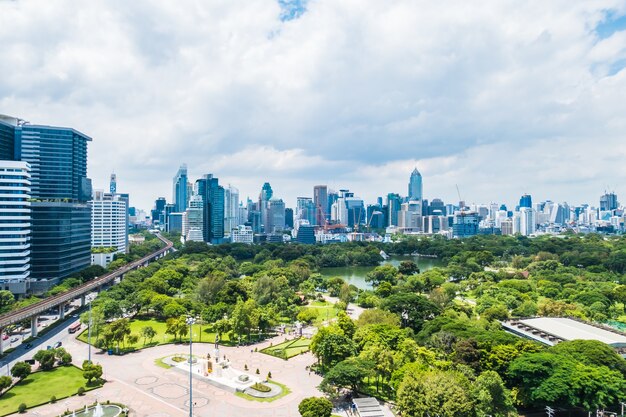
[
  {"x1": 0, "y1": 365, "x2": 102, "y2": 416},
  {"x1": 78, "y1": 317, "x2": 235, "y2": 350},
  {"x1": 260, "y1": 337, "x2": 311, "y2": 360},
  {"x1": 305, "y1": 300, "x2": 341, "y2": 325},
  {"x1": 235, "y1": 380, "x2": 291, "y2": 402}
]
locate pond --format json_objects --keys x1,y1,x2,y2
[{"x1": 320, "y1": 255, "x2": 443, "y2": 290}]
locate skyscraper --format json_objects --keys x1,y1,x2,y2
[
  {"x1": 6, "y1": 118, "x2": 93, "y2": 292},
  {"x1": 313, "y1": 185, "x2": 328, "y2": 225},
  {"x1": 0, "y1": 161, "x2": 31, "y2": 293},
  {"x1": 519, "y1": 194, "x2": 532, "y2": 209},
  {"x1": 172, "y1": 164, "x2": 188, "y2": 212},
  {"x1": 224, "y1": 185, "x2": 239, "y2": 235},
  {"x1": 387, "y1": 193, "x2": 402, "y2": 226},
  {"x1": 408, "y1": 168, "x2": 423, "y2": 201},
  {"x1": 259, "y1": 182, "x2": 273, "y2": 232},
  {"x1": 600, "y1": 192, "x2": 618, "y2": 211},
  {"x1": 184, "y1": 194, "x2": 204, "y2": 242},
  {"x1": 195, "y1": 174, "x2": 225, "y2": 242},
  {"x1": 266, "y1": 198, "x2": 286, "y2": 233}
]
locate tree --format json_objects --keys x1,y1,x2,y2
[
  {"x1": 11, "y1": 362, "x2": 31, "y2": 380},
  {"x1": 396, "y1": 369, "x2": 474, "y2": 417},
  {"x1": 336, "y1": 311, "x2": 356, "y2": 339},
  {"x1": 0, "y1": 290, "x2": 15, "y2": 314},
  {"x1": 108, "y1": 318, "x2": 131, "y2": 351},
  {"x1": 356, "y1": 309, "x2": 400, "y2": 327},
  {"x1": 297, "y1": 308, "x2": 319, "y2": 324},
  {"x1": 381, "y1": 293, "x2": 440, "y2": 332},
  {"x1": 82, "y1": 360, "x2": 103, "y2": 383},
  {"x1": 163, "y1": 301, "x2": 187, "y2": 318},
  {"x1": 166, "y1": 317, "x2": 187, "y2": 341},
  {"x1": 141, "y1": 326, "x2": 157, "y2": 345},
  {"x1": 33, "y1": 350, "x2": 56, "y2": 370},
  {"x1": 322, "y1": 357, "x2": 374, "y2": 392},
  {"x1": 55, "y1": 348, "x2": 72, "y2": 365},
  {"x1": 472, "y1": 371, "x2": 515, "y2": 417},
  {"x1": 310, "y1": 325, "x2": 356, "y2": 368},
  {"x1": 398, "y1": 260, "x2": 419, "y2": 276},
  {"x1": 0, "y1": 375, "x2": 12, "y2": 395},
  {"x1": 365, "y1": 265, "x2": 399, "y2": 287},
  {"x1": 298, "y1": 397, "x2": 333, "y2": 417}
]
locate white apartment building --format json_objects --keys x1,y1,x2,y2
[
  {"x1": 90, "y1": 190, "x2": 128, "y2": 267},
  {"x1": 0, "y1": 161, "x2": 31, "y2": 293},
  {"x1": 230, "y1": 225, "x2": 253, "y2": 244}
]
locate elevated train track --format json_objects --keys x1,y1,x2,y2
[{"x1": 0, "y1": 233, "x2": 174, "y2": 345}]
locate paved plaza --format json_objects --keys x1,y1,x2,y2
[{"x1": 9, "y1": 334, "x2": 325, "y2": 417}]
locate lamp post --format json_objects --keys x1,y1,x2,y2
[
  {"x1": 186, "y1": 316, "x2": 196, "y2": 417},
  {"x1": 87, "y1": 299, "x2": 92, "y2": 364}
]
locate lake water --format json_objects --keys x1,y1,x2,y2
[{"x1": 320, "y1": 255, "x2": 442, "y2": 290}]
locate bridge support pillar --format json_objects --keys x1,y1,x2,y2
[
  {"x1": 0, "y1": 327, "x2": 4, "y2": 355},
  {"x1": 81, "y1": 295, "x2": 86, "y2": 307},
  {"x1": 31, "y1": 316, "x2": 38, "y2": 338},
  {"x1": 59, "y1": 304, "x2": 65, "y2": 320}
]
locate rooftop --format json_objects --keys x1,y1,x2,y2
[{"x1": 502, "y1": 317, "x2": 626, "y2": 348}]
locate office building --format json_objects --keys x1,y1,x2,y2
[
  {"x1": 387, "y1": 193, "x2": 402, "y2": 226},
  {"x1": 266, "y1": 198, "x2": 286, "y2": 233},
  {"x1": 172, "y1": 164, "x2": 188, "y2": 212},
  {"x1": 408, "y1": 168, "x2": 423, "y2": 201},
  {"x1": 452, "y1": 211, "x2": 479, "y2": 238},
  {"x1": 109, "y1": 173, "x2": 117, "y2": 194},
  {"x1": 90, "y1": 190, "x2": 128, "y2": 267},
  {"x1": 314, "y1": 185, "x2": 328, "y2": 225},
  {"x1": 519, "y1": 207, "x2": 536, "y2": 236},
  {"x1": 183, "y1": 194, "x2": 204, "y2": 242},
  {"x1": 600, "y1": 192, "x2": 619, "y2": 212},
  {"x1": 519, "y1": 194, "x2": 532, "y2": 209},
  {"x1": 0, "y1": 117, "x2": 93, "y2": 292},
  {"x1": 0, "y1": 161, "x2": 31, "y2": 293},
  {"x1": 296, "y1": 224, "x2": 316, "y2": 244},
  {"x1": 296, "y1": 197, "x2": 316, "y2": 226},
  {"x1": 224, "y1": 185, "x2": 239, "y2": 236},
  {"x1": 196, "y1": 174, "x2": 225, "y2": 242},
  {"x1": 285, "y1": 207, "x2": 294, "y2": 229}
]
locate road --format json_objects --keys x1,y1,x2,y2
[{"x1": 0, "y1": 302, "x2": 90, "y2": 376}]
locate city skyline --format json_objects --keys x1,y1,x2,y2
[{"x1": 1, "y1": 1, "x2": 626, "y2": 211}]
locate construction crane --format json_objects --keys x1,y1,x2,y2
[{"x1": 456, "y1": 184, "x2": 465, "y2": 209}]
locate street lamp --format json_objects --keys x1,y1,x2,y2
[
  {"x1": 186, "y1": 316, "x2": 196, "y2": 417},
  {"x1": 87, "y1": 300, "x2": 93, "y2": 364}
]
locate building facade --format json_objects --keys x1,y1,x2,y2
[
  {"x1": 90, "y1": 190, "x2": 128, "y2": 267},
  {"x1": 172, "y1": 164, "x2": 188, "y2": 212},
  {"x1": 0, "y1": 161, "x2": 31, "y2": 293}
]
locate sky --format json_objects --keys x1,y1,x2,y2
[{"x1": 1, "y1": 0, "x2": 626, "y2": 212}]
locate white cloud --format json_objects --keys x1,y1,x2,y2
[{"x1": 1, "y1": 0, "x2": 626, "y2": 209}]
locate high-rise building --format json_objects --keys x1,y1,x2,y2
[
  {"x1": 285, "y1": 207, "x2": 294, "y2": 229},
  {"x1": 296, "y1": 197, "x2": 317, "y2": 226},
  {"x1": 258, "y1": 182, "x2": 273, "y2": 232},
  {"x1": 398, "y1": 201, "x2": 423, "y2": 230},
  {"x1": 90, "y1": 190, "x2": 128, "y2": 267},
  {"x1": 224, "y1": 185, "x2": 239, "y2": 235},
  {"x1": 600, "y1": 192, "x2": 619, "y2": 211},
  {"x1": 152, "y1": 197, "x2": 167, "y2": 226},
  {"x1": 331, "y1": 190, "x2": 365, "y2": 228},
  {"x1": 172, "y1": 164, "x2": 188, "y2": 212},
  {"x1": 0, "y1": 161, "x2": 31, "y2": 294},
  {"x1": 408, "y1": 168, "x2": 423, "y2": 201},
  {"x1": 429, "y1": 198, "x2": 446, "y2": 216},
  {"x1": 452, "y1": 211, "x2": 479, "y2": 238},
  {"x1": 1, "y1": 117, "x2": 93, "y2": 292},
  {"x1": 195, "y1": 174, "x2": 225, "y2": 242},
  {"x1": 183, "y1": 194, "x2": 204, "y2": 242},
  {"x1": 266, "y1": 198, "x2": 286, "y2": 233},
  {"x1": 387, "y1": 193, "x2": 402, "y2": 226},
  {"x1": 230, "y1": 225, "x2": 254, "y2": 244},
  {"x1": 519, "y1": 207, "x2": 536, "y2": 236},
  {"x1": 519, "y1": 194, "x2": 532, "y2": 209},
  {"x1": 313, "y1": 185, "x2": 328, "y2": 225},
  {"x1": 0, "y1": 115, "x2": 17, "y2": 160}
]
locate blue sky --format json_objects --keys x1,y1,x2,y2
[{"x1": 1, "y1": 0, "x2": 626, "y2": 211}]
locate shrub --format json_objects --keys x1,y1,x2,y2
[
  {"x1": 77, "y1": 386, "x2": 85, "y2": 396},
  {"x1": 255, "y1": 368, "x2": 260, "y2": 375},
  {"x1": 18, "y1": 403, "x2": 27, "y2": 413},
  {"x1": 50, "y1": 395, "x2": 57, "y2": 403},
  {"x1": 267, "y1": 371, "x2": 272, "y2": 379},
  {"x1": 251, "y1": 383, "x2": 271, "y2": 393},
  {"x1": 244, "y1": 364, "x2": 248, "y2": 371}
]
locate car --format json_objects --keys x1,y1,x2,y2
[
  {"x1": 1, "y1": 334, "x2": 7, "y2": 341},
  {"x1": 46, "y1": 345, "x2": 52, "y2": 350},
  {"x1": 53, "y1": 341, "x2": 62, "y2": 349},
  {"x1": 10, "y1": 337, "x2": 19, "y2": 343},
  {"x1": 24, "y1": 343, "x2": 33, "y2": 349}
]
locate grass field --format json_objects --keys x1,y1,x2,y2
[
  {"x1": 260, "y1": 337, "x2": 311, "y2": 360},
  {"x1": 77, "y1": 317, "x2": 234, "y2": 350},
  {"x1": 0, "y1": 365, "x2": 102, "y2": 416},
  {"x1": 305, "y1": 300, "x2": 341, "y2": 325}
]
